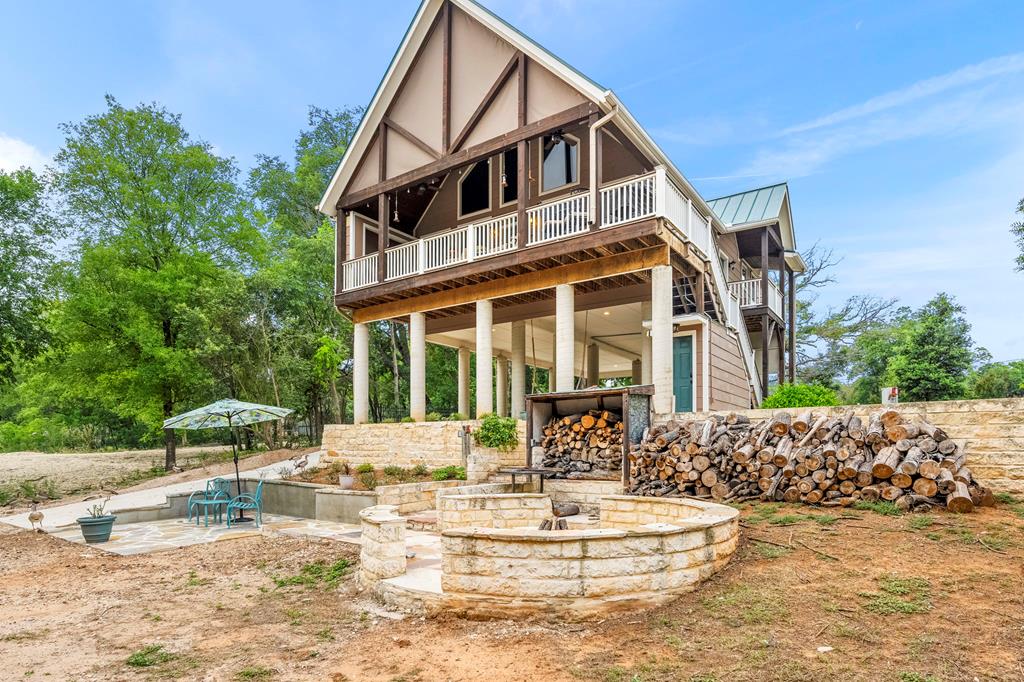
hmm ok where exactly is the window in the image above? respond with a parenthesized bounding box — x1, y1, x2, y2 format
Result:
(500, 148, 518, 205)
(540, 133, 578, 193)
(458, 160, 491, 218)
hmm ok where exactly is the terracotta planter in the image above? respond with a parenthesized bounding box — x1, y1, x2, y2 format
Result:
(76, 515, 116, 543)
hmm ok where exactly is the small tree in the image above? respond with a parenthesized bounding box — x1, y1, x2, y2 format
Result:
(1012, 196, 1024, 271)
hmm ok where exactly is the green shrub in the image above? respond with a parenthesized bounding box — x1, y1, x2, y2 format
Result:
(473, 413, 518, 451)
(431, 465, 467, 481)
(761, 383, 839, 408)
(424, 412, 442, 422)
(355, 463, 374, 474)
(358, 471, 377, 490)
(411, 463, 429, 477)
(382, 465, 405, 478)
(444, 412, 468, 421)
(400, 416, 416, 423)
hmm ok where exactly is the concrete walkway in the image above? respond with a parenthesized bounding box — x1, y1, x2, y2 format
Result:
(2, 452, 321, 531)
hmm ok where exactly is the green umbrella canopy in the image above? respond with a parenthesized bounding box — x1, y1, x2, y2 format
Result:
(163, 399, 293, 430)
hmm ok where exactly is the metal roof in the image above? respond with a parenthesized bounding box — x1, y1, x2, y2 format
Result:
(707, 183, 788, 226)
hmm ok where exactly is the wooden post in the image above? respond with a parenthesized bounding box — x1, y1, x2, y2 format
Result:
(778, 259, 785, 385)
(441, 0, 452, 154)
(760, 227, 769, 309)
(761, 316, 770, 399)
(776, 322, 785, 389)
(695, 272, 705, 314)
(335, 210, 347, 295)
(517, 52, 528, 248)
(788, 268, 796, 383)
(377, 194, 389, 283)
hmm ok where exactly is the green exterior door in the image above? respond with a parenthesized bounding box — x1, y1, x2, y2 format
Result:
(673, 335, 694, 412)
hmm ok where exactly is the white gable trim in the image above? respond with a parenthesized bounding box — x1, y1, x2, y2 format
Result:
(318, 0, 609, 217)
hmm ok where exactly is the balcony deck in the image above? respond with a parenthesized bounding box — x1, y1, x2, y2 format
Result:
(335, 170, 709, 316)
(728, 278, 784, 323)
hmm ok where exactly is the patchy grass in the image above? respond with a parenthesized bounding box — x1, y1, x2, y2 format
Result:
(768, 514, 803, 526)
(701, 583, 788, 625)
(808, 513, 838, 526)
(126, 644, 175, 668)
(898, 673, 939, 682)
(907, 515, 934, 530)
(852, 500, 902, 516)
(860, 575, 931, 615)
(235, 665, 275, 680)
(272, 558, 350, 590)
(752, 541, 791, 559)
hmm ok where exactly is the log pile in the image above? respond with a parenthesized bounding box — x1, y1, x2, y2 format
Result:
(534, 410, 624, 479)
(628, 409, 994, 513)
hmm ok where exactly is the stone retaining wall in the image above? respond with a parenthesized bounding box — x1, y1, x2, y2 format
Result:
(358, 505, 407, 586)
(661, 397, 1024, 493)
(436, 492, 551, 532)
(375, 480, 464, 514)
(321, 420, 527, 470)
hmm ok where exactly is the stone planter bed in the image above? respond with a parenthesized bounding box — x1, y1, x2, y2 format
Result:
(359, 493, 739, 621)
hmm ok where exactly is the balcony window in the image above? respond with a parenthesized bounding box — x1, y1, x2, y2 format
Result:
(500, 148, 518, 205)
(540, 133, 578, 194)
(458, 160, 491, 218)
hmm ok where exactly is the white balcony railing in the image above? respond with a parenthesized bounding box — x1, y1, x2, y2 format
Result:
(474, 213, 518, 257)
(599, 173, 656, 227)
(342, 253, 378, 291)
(729, 279, 784, 317)
(526, 193, 590, 245)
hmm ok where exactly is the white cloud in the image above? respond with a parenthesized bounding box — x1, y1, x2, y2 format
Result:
(0, 134, 48, 172)
(738, 84, 1024, 179)
(780, 52, 1024, 136)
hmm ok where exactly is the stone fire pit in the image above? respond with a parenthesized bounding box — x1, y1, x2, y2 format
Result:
(358, 492, 739, 621)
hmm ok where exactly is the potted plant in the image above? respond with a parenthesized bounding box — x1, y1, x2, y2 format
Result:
(76, 498, 116, 543)
(336, 461, 355, 490)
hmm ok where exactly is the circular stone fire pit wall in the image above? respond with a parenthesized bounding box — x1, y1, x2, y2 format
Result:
(360, 494, 739, 621)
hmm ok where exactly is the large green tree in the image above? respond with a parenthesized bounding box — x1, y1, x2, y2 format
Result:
(51, 96, 260, 468)
(847, 293, 981, 403)
(246, 106, 362, 436)
(0, 168, 62, 381)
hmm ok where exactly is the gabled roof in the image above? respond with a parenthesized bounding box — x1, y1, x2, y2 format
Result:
(315, 0, 723, 235)
(708, 183, 804, 272)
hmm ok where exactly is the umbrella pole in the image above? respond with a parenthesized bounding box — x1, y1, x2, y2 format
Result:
(231, 418, 248, 522)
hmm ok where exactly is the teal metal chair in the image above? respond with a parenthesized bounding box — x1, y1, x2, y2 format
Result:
(226, 480, 264, 528)
(187, 478, 231, 526)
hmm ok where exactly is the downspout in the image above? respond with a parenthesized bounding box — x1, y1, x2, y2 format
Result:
(589, 106, 618, 224)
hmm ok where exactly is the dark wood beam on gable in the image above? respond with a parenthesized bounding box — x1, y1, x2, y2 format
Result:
(450, 52, 521, 153)
(337, 102, 600, 211)
(382, 115, 440, 160)
(516, 52, 528, 248)
(441, 0, 452, 154)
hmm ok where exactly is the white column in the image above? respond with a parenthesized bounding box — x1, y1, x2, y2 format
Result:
(586, 342, 600, 387)
(457, 347, 471, 417)
(641, 300, 653, 385)
(495, 354, 508, 417)
(555, 284, 575, 392)
(510, 321, 526, 418)
(409, 312, 426, 421)
(475, 300, 493, 416)
(651, 265, 674, 414)
(353, 322, 369, 424)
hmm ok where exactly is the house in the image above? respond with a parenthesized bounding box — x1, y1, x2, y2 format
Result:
(319, 0, 804, 423)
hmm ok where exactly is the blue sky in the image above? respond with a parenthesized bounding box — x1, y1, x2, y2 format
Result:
(2, 0, 1022, 360)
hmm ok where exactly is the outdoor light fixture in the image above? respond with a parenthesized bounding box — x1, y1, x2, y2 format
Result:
(500, 172, 508, 188)
(392, 192, 399, 223)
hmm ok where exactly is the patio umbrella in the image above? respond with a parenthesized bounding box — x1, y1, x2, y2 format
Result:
(163, 399, 293, 521)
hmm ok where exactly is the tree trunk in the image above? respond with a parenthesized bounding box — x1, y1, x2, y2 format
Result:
(163, 426, 177, 470)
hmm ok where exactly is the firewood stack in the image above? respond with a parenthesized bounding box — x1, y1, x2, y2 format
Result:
(535, 410, 624, 479)
(628, 409, 995, 513)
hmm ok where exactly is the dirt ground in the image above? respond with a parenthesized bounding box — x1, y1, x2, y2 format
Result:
(0, 445, 232, 490)
(1, 502, 1022, 682)
(0, 447, 315, 516)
